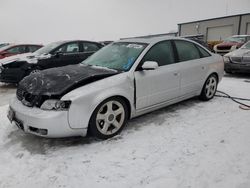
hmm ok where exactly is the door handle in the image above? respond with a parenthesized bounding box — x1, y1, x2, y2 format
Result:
(202, 66, 205, 70)
(173, 72, 179, 76)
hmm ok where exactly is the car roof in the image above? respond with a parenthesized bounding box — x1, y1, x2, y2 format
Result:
(231, 35, 250, 37)
(49, 40, 101, 45)
(118, 36, 192, 45)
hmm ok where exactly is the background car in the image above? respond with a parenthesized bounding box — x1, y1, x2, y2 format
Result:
(99, 41, 113, 46)
(0, 40, 103, 83)
(8, 36, 224, 139)
(223, 41, 250, 74)
(0, 44, 43, 59)
(214, 35, 250, 55)
(0, 43, 9, 48)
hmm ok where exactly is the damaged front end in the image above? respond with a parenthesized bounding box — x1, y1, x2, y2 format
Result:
(16, 64, 118, 109)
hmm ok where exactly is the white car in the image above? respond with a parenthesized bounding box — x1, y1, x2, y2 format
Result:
(8, 36, 224, 139)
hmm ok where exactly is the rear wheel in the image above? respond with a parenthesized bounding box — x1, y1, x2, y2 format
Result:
(199, 74, 218, 101)
(88, 97, 128, 139)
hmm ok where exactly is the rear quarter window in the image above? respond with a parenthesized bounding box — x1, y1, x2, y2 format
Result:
(28, 45, 41, 52)
(196, 45, 211, 58)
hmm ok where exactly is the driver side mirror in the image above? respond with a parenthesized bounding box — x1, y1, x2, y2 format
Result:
(141, 61, 158, 70)
(54, 51, 63, 58)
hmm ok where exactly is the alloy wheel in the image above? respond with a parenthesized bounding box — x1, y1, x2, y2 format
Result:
(96, 100, 125, 136)
(205, 76, 217, 98)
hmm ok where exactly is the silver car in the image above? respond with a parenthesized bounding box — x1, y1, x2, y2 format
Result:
(8, 36, 224, 139)
(224, 41, 250, 73)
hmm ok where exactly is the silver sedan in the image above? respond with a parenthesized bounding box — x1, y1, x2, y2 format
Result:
(8, 36, 224, 139)
(224, 41, 250, 74)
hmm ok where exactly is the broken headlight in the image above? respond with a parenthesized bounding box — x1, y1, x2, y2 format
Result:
(40, 100, 71, 111)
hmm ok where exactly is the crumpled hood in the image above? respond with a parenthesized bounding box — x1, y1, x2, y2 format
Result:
(19, 64, 118, 96)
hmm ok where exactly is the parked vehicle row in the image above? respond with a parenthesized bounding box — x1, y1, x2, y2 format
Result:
(7, 36, 224, 139)
(0, 40, 103, 83)
(213, 35, 250, 55)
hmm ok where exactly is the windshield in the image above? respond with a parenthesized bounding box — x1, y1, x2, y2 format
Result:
(35, 41, 64, 55)
(83, 42, 147, 71)
(223, 36, 246, 43)
(241, 41, 250, 49)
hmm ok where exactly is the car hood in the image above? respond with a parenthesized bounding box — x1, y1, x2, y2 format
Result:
(0, 52, 51, 66)
(225, 48, 250, 57)
(0, 53, 33, 65)
(19, 64, 118, 96)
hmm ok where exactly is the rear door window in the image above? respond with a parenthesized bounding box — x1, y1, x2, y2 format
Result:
(82, 42, 100, 52)
(142, 40, 175, 66)
(55, 42, 80, 53)
(174, 40, 200, 62)
(27, 45, 41, 52)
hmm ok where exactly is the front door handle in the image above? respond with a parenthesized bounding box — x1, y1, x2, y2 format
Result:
(174, 72, 179, 76)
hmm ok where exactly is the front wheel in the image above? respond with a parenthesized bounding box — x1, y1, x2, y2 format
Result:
(88, 97, 129, 139)
(199, 74, 218, 101)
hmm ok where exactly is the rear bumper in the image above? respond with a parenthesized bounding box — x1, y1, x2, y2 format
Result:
(225, 62, 250, 73)
(8, 97, 87, 138)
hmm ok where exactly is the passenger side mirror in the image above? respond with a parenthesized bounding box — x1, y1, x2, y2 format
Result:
(141, 61, 158, 70)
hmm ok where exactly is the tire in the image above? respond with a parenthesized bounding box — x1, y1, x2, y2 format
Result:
(88, 97, 129, 139)
(199, 74, 218, 101)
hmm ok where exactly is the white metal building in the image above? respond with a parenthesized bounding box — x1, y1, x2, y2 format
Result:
(178, 13, 250, 41)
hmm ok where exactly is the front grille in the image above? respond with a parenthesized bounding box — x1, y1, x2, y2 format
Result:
(242, 56, 250, 63)
(231, 57, 242, 63)
(16, 88, 24, 101)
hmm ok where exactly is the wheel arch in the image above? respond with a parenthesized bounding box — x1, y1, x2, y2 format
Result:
(209, 72, 219, 82)
(91, 95, 132, 120)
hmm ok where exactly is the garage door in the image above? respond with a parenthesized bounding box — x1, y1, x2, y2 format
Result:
(246, 23, 250, 35)
(207, 25, 233, 41)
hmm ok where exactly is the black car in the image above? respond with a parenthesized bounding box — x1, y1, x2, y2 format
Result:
(0, 40, 103, 83)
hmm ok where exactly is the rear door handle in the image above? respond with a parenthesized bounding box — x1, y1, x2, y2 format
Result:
(174, 72, 179, 76)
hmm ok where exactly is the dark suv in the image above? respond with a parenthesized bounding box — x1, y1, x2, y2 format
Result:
(0, 40, 103, 83)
